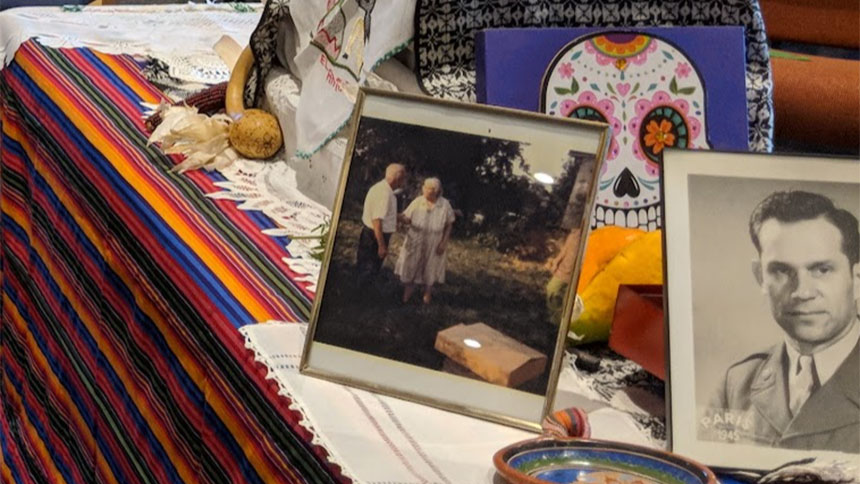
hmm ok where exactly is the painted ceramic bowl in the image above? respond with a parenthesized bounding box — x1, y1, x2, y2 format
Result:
(494, 438, 718, 484)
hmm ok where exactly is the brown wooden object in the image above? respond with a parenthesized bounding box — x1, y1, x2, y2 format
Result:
(435, 323, 547, 388)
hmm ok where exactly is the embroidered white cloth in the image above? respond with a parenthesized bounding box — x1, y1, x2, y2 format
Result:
(206, 159, 332, 292)
(240, 322, 659, 484)
(262, 67, 350, 209)
(0, 3, 261, 66)
(260, 65, 404, 209)
(271, 0, 415, 157)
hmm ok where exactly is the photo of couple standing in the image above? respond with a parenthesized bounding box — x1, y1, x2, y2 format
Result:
(356, 163, 455, 305)
(313, 115, 596, 395)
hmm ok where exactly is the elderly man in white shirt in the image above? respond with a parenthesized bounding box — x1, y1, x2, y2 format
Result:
(357, 163, 406, 283)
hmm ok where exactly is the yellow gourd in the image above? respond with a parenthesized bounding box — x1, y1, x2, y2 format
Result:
(225, 46, 283, 159)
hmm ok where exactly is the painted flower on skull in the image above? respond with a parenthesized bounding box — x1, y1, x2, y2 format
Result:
(628, 90, 703, 177)
(644, 119, 675, 154)
(674, 62, 692, 79)
(542, 32, 709, 230)
(559, 62, 574, 79)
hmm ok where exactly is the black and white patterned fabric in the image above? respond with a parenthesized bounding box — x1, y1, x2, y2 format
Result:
(245, 0, 291, 108)
(141, 58, 206, 101)
(571, 346, 667, 443)
(414, 0, 773, 153)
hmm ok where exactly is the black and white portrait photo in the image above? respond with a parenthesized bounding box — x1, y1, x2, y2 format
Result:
(302, 89, 608, 429)
(663, 151, 860, 470)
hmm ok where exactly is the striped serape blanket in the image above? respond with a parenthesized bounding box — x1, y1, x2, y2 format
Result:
(0, 40, 344, 483)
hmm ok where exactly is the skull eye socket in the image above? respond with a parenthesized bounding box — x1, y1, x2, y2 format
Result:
(637, 106, 690, 163)
(565, 105, 608, 124)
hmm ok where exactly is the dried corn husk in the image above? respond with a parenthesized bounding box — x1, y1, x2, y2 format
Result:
(147, 104, 239, 173)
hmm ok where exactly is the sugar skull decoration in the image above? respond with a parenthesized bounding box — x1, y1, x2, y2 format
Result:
(542, 32, 710, 230)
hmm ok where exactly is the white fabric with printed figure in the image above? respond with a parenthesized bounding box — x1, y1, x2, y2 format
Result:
(248, 0, 416, 158)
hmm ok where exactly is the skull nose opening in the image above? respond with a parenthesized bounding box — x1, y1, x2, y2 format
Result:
(613, 168, 641, 197)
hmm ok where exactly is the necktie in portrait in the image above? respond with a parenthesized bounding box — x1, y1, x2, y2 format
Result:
(789, 355, 819, 416)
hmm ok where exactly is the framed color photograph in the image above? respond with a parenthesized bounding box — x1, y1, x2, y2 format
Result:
(301, 88, 610, 430)
(662, 149, 860, 470)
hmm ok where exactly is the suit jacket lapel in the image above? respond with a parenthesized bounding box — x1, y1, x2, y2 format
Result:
(749, 344, 792, 435)
(784, 341, 860, 439)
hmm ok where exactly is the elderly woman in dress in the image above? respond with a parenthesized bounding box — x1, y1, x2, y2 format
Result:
(395, 177, 456, 304)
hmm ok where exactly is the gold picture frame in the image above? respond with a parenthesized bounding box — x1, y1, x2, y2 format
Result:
(301, 88, 610, 431)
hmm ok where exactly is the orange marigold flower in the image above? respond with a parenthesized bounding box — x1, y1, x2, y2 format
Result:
(643, 119, 675, 154)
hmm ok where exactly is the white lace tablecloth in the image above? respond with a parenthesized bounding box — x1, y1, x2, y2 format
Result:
(240, 322, 662, 484)
(0, 3, 261, 67)
(206, 159, 333, 292)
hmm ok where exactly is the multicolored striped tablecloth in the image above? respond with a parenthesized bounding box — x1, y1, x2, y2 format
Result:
(0, 40, 345, 483)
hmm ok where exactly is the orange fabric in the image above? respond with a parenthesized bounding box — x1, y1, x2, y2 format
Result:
(576, 226, 645, 293)
(771, 54, 860, 151)
(759, 0, 859, 48)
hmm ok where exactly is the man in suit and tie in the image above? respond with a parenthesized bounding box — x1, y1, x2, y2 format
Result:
(703, 190, 859, 453)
